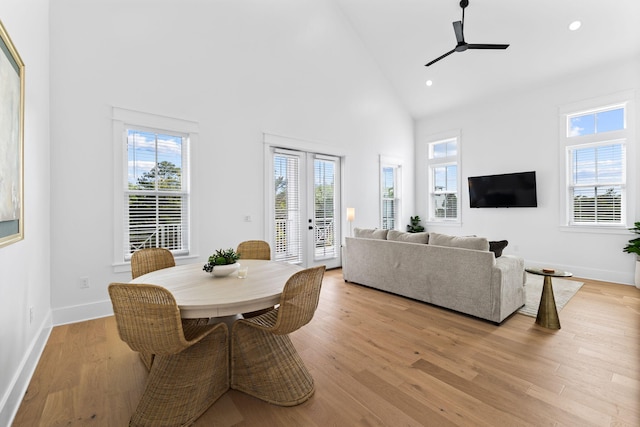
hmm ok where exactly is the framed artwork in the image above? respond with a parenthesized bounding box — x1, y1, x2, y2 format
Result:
(0, 20, 24, 248)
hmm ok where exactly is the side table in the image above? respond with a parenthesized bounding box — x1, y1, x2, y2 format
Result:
(525, 267, 573, 330)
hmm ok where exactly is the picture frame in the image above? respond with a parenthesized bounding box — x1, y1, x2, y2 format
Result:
(0, 20, 25, 248)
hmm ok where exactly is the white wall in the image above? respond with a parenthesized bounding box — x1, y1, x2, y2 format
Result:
(416, 57, 640, 285)
(0, 0, 51, 424)
(49, 0, 414, 322)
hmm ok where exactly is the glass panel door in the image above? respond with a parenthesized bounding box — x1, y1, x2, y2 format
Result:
(273, 150, 302, 264)
(310, 154, 340, 267)
(271, 149, 341, 268)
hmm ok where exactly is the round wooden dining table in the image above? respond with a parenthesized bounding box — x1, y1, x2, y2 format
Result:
(129, 259, 302, 319)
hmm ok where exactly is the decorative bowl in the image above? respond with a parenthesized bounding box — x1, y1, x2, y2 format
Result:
(210, 262, 240, 277)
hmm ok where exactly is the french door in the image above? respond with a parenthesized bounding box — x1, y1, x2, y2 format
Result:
(270, 148, 342, 269)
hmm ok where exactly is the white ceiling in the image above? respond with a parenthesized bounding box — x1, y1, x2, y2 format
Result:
(333, 0, 640, 119)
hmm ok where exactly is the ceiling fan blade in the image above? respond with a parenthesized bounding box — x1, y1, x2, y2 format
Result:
(467, 43, 510, 50)
(425, 48, 456, 67)
(453, 21, 464, 44)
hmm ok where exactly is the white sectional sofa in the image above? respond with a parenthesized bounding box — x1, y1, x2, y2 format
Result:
(343, 229, 526, 324)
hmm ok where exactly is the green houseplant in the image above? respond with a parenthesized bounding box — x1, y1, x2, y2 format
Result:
(203, 248, 241, 274)
(406, 216, 425, 233)
(623, 222, 640, 288)
(623, 222, 640, 257)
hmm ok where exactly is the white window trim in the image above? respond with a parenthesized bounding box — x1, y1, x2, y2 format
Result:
(422, 130, 462, 226)
(112, 107, 200, 272)
(380, 155, 402, 230)
(557, 90, 636, 232)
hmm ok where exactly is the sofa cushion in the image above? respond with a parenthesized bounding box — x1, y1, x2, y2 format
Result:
(387, 230, 429, 244)
(429, 232, 490, 251)
(489, 240, 509, 258)
(354, 228, 388, 240)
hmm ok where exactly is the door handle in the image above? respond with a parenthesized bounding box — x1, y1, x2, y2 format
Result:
(308, 226, 314, 230)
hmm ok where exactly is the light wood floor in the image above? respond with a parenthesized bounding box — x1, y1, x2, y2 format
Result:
(13, 269, 640, 426)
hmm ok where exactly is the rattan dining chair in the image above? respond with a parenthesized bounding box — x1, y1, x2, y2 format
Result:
(109, 283, 229, 427)
(236, 240, 271, 260)
(237, 240, 273, 318)
(230, 265, 326, 406)
(131, 247, 176, 279)
(130, 247, 209, 370)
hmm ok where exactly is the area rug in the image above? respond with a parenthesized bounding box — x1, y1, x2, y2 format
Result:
(517, 273, 584, 317)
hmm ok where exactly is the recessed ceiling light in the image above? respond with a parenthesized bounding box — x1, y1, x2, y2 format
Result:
(426, 80, 433, 87)
(569, 20, 582, 31)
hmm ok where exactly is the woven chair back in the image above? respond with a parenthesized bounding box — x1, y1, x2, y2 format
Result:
(131, 248, 175, 279)
(108, 283, 191, 356)
(237, 240, 271, 260)
(270, 265, 326, 335)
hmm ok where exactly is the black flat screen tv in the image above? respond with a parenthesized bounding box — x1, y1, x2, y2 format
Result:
(468, 171, 537, 208)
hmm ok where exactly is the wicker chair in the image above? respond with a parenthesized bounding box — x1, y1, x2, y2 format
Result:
(109, 283, 229, 427)
(236, 240, 271, 260)
(230, 265, 326, 406)
(131, 248, 176, 279)
(130, 247, 208, 370)
(237, 240, 273, 318)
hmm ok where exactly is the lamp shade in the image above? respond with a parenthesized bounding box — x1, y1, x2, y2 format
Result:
(346, 208, 355, 222)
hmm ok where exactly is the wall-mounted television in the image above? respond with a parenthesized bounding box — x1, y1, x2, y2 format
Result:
(468, 171, 537, 208)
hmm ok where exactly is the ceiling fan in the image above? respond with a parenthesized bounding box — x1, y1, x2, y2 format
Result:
(425, 0, 509, 67)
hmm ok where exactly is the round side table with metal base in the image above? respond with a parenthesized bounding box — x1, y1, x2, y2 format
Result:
(525, 267, 573, 330)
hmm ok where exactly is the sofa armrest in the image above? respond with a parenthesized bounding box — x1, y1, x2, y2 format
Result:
(492, 254, 526, 321)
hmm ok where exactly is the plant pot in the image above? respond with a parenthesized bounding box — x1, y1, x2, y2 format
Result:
(210, 262, 240, 277)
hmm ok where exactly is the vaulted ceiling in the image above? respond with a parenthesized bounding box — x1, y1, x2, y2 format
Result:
(334, 0, 640, 118)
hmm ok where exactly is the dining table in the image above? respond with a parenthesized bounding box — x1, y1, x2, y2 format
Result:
(129, 259, 302, 319)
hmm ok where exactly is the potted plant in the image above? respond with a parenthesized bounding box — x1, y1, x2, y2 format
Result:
(623, 221, 640, 288)
(406, 216, 425, 233)
(203, 248, 241, 277)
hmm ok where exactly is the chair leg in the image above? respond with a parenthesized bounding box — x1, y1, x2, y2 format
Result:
(130, 324, 229, 427)
(231, 321, 314, 406)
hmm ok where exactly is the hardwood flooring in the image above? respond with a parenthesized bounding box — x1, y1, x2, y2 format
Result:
(12, 269, 640, 426)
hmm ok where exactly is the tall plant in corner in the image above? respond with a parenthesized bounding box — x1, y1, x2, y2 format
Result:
(623, 221, 640, 288)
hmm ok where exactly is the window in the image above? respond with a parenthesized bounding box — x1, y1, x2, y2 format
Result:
(427, 137, 460, 222)
(113, 108, 197, 267)
(126, 129, 189, 257)
(562, 100, 632, 227)
(380, 156, 401, 230)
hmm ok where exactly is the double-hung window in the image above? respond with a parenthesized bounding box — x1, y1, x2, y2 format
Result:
(126, 129, 189, 257)
(427, 136, 460, 222)
(561, 96, 634, 228)
(113, 108, 197, 266)
(380, 156, 401, 230)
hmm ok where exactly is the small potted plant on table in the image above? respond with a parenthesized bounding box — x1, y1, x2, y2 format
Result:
(203, 248, 241, 277)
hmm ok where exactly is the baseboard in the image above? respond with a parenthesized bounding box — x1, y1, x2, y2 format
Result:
(52, 299, 114, 326)
(525, 259, 634, 286)
(0, 312, 52, 427)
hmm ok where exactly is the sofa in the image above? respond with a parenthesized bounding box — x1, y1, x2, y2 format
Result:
(343, 229, 526, 324)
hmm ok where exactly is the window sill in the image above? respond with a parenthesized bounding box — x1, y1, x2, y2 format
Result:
(112, 254, 200, 274)
(559, 225, 631, 235)
(425, 220, 461, 228)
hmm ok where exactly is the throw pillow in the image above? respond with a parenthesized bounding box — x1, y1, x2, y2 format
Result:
(387, 230, 429, 244)
(428, 232, 490, 251)
(489, 240, 509, 258)
(354, 228, 388, 240)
